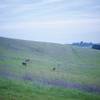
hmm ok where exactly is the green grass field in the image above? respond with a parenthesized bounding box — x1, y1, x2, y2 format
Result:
(0, 37, 100, 100)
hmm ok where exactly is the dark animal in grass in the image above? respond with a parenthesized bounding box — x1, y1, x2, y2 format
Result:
(25, 59, 30, 62)
(53, 67, 56, 71)
(22, 62, 27, 66)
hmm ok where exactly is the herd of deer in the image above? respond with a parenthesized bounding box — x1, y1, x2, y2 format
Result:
(22, 59, 56, 71)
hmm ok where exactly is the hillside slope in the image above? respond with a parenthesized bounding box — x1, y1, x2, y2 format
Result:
(0, 37, 100, 99)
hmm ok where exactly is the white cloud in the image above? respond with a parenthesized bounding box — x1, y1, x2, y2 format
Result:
(0, 19, 100, 33)
(0, 0, 100, 43)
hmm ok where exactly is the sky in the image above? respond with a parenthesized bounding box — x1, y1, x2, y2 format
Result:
(0, 0, 100, 43)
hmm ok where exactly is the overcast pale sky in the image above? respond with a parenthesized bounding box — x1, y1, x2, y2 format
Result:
(0, 0, 100, 43)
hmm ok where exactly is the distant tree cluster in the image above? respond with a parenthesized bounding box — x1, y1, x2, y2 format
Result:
(72, 41, 93, 48)
(92, 44, 100, 50)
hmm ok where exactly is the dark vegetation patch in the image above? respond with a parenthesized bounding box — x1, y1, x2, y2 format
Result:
(92, 44, 100, 50)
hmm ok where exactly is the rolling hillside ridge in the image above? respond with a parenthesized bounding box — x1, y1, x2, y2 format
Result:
(0, 37, 100, 100)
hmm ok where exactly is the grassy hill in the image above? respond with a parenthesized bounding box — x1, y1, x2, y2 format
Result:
(0, 37, 100, 100)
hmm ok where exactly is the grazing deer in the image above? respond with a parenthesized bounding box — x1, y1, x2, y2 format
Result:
(25, 59, 30, 62)
(22, 62, 27, 66)
(53, 67, 56, 71)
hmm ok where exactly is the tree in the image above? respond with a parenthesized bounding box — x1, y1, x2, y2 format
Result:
(92, 44, 100, 50)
